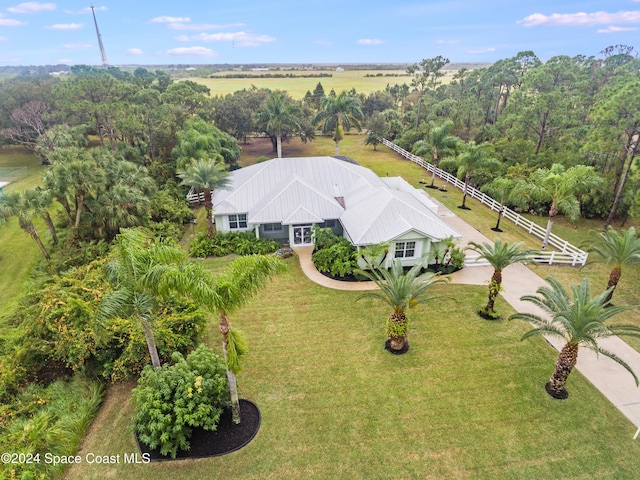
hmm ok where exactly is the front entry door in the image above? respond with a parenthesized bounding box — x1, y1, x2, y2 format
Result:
(292, 225, 313, 246)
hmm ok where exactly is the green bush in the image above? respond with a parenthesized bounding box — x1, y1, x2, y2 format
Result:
(188, 231, 279, 258)
(311, 226, 358, 278)
(133, 345, 231, 458)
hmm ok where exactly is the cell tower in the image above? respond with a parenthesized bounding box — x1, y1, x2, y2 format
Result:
(90, 5, 108, 67)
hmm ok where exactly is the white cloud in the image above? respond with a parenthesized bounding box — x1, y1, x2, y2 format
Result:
(518, 10, 640, 27)
(7, 2, 55, 14)
(468, 47, 496, 54)
(64, 6, 107, 14)
(597, 25, 639, 33)
(166, 46, 217, 57)
(193, 32, 275, 46)
(151, 16, 190, 23)
(436, 39, 460, 45)
(64, 42, 91, 49)
(357, 38, 385, 45)
(0, 14, 26, 26)
(46, 23, 83, 30)
(126, 48, 143, 55)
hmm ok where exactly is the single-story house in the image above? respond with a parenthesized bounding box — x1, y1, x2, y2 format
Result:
(212, 156, 461, 267)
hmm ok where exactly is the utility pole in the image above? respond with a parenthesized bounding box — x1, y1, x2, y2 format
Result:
(90, 4, 108, 67)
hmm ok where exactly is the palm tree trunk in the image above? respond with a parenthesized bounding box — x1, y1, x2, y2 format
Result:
(485, 269, 502, 313)
(429, 151, 439, 188)
(140, 318, 161, 369)
(605, 266, 622, 304)
(42, 211, 58, 245)
(492, 202, 505, 232)
(204, 190, 214, 237)
(219, 310, 241, 424)
(334, 140, 340, 156)
(21, 219, 51, 261)
(541, 210, 556, 250)
(74, 192, 85, 229)
(387, 312, 408, 351)
(276, 132, 282, 158)
(605, 139, 637, 228)
(460, 174, 471, 209)
(547, 343, 578, 399)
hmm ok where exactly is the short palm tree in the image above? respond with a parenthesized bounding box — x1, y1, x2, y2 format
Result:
(178, 159, 230, 237)
(412, 120, 460, 189)
(466, 239, 535, 318)
(313, 91, 364, 155)
(255, 91, 301, 159)
(456, 142, 501, 209)
(0, 190, 51, 260)
(99, 229, 215, 369)
(480, 177, 521, 232)
(510, 276, 640, 399)
(204, 255, 286, 424)
(587, 226, 640, 303)
(357, 259, 447, 352)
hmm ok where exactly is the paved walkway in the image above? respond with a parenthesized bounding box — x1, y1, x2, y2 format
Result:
(293, 198, 640, 435)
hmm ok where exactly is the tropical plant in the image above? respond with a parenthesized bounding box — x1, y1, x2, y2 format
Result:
(99, 229, 214, 369)
(510, 276, 640, 399)
(254, 91, 301, 158)
(0, 190, 51, 260)
(480, 177, 521, 232)
(178, 159, 230, 237)
(587, 226, 640, 303)
(203, 255, 286, 423)
(456, 142, 501, 209)
(466, 239, 535, 319)
(133, 345, 230, 458)
(412, 120, 460, 188)
(357, 259, 447, 352)
(512, 163, 603, 249)
(313, 91, 364, 155)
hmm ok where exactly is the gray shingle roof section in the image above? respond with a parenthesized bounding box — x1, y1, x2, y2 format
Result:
(213, 157, 460, 245)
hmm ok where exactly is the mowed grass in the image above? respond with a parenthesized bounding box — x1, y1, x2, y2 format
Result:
(189, 69, 453, 99)
(0, 147, 46, 317)
(66, 257, 640, 479)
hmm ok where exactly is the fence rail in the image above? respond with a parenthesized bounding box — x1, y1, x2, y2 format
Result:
(379, 137, 588, 266)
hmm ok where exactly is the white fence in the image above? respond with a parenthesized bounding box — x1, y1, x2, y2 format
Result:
(379, 137, 588, 266)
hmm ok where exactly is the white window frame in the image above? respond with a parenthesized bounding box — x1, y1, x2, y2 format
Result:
(263, 223, 283, 232)
(229, 214, 247, 230)
(394, 241, 416, 258)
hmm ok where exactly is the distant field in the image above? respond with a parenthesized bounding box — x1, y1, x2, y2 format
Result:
(188, 69, 455, 98)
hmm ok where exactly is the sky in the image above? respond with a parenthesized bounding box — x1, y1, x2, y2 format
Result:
(1, 1, 639, 66)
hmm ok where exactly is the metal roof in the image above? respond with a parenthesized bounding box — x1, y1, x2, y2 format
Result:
(213, 157, 460, 245)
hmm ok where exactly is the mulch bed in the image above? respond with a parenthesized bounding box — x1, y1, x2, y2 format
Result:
(136, 399, 261, 461)
(385, 339, 410, 355)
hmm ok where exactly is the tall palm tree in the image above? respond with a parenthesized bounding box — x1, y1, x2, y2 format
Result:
(178, 159, 230, 237)
(26, 187, 58, 245)
(99, 229, 215, 369)
(456, 142, 501, 209)
(510, 276, 640, 399)
(587, 226, 640, 303)
(255, 91, 301, 159)
(412, 120, 460, 188)
(357, 259, 447, 352)
(466, 239, 534, 318)
(313, 91, 364, 155)
(204, 255, 286, 424)
(0, 190, 51, 260)
(512, 164, 603, 249)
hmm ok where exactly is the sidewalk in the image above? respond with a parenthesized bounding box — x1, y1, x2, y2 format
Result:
(294, 197, 640, 433)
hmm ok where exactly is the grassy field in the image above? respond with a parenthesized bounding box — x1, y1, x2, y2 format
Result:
(188, 69, 455, 99)
(65, 255, 640, 480)
(0, 146, 46, 317)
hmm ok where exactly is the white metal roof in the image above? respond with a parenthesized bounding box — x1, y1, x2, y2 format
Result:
(213, 157, 460, 245)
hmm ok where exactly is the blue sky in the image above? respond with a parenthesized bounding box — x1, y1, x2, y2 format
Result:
(1, 1, 639, 66)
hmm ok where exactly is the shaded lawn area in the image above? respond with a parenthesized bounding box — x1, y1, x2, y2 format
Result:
(66, 257, 640, 480)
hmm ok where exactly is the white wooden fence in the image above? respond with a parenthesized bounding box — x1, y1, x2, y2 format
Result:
(379, 137, 588, 266)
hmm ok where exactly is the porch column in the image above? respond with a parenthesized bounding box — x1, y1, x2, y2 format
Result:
(254, 224, 260, 239)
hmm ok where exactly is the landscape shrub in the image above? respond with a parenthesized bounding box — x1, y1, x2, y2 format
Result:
(133, 345, 231, 459)
(311, 226, 358, 278)
(189, 231, 279, 258)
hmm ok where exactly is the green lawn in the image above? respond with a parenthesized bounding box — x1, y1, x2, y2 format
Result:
(66, 257, 640, 479)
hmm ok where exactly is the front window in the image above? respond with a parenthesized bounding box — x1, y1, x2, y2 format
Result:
(263, 223, 283, 232)
(394, 241, 416, 258)
(229, 214, 247, 230)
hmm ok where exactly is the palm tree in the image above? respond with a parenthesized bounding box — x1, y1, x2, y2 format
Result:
(412, 120, 460, 189)
(466, 239, 534, 318)
(357, 259, 447, 352)
(480, 177, 521, 232)
(255, 91, 301, 158)
(587, 227, 640, 303)
(0, 190, 51, 260)
(512, 164, 603, 249)
(313, 91, 364, 155)
(26, 187, 58, 245)
(510, 276, 640, 399)
(178, 159, 230, 237)
(99, 229, 215, 369)
(204, 255, 286, 424)
(456, 142, 501, 210)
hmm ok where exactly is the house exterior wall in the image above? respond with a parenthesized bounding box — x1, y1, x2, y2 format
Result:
(214, 214, 252, 233)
